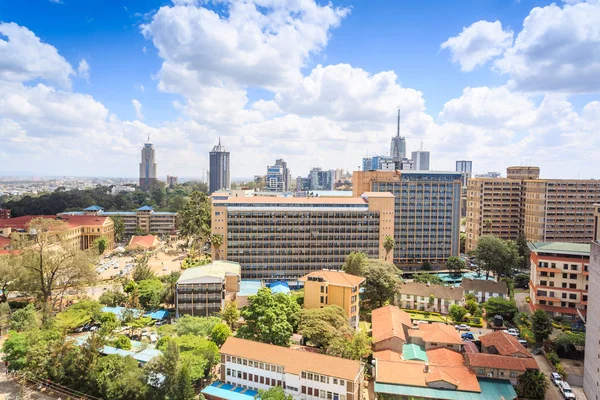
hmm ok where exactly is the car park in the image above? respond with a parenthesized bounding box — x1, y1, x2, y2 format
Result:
(455, 324, 470, 331)
(551, 372, 563, 386)
(461, 332, 475, 340)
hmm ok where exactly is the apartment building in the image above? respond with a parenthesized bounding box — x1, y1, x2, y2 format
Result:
(217, 337, 364, 400)
(461, 278, 508, 303)
(398, 282, 464, 314)
(353, 170, 461, 270)
(211, 192, 394, 283)
(466, 166, 600, 251)
(59, 205, 178, 237)
(175, 261, 241, 317)
(299, 270, 365, 329)
(584, 204, 600, 400)
(528, 242, 589, 321)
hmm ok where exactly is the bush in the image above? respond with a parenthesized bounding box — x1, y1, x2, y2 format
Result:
(546, 351, 560, 366)
(555, 363, 567, 379)
(112, 335, 132, 350)
(553, 316, 563, 322)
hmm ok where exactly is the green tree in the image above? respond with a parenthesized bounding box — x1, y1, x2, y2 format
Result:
(515, 231, 530, 271)
(172, 362, 196, 400)
(363, 260, 401, 309)
(210, 323, 232, 347)
(0, 302, 11, 336)
(211, 234, 224, 260)
(221, 300, 240, 329)
(483, 297, 517, 319)
(111, 216, 125, 243)
(137, 279, 164, 310)
(448, 304, 468, 322)
(465, 293, 477, 302)
(132, 253, 155, 282)
(93, 237, 108, 255)
(112, 335, 132, 350)
(55, 300, 103, 331)
(326, 330, 372, 361)
(151, 185, 167, 208)
(554, 332, 586, 354)
(460, 232, 466, 254)
(2, 331, 29, 371)
(383, 235, 395, 262)
(412, 273, 443, 285)
(475, 235, 521, 279)
(129, 316, 153, 337)
(298, 306, 353, 349)
(514, 312, 530, 327)
(160, 271, 181, 306)
(180, 191, 211, 245)
(445, 256, 466, 274)
(99, 312, 120, 334)
(421, 260, 432, 271)
(342, 251, 368, 277)
(99, 286, 128, 307)
(531, 309, 553, 344)
(9, 304, 40, 332)
(514, 274, 530, 289)
(518, 370, 549, 400)
(0, 252, 22, 302)
(428, 294, 435, 311)
(465, 299, 478, 315)
(237, 288, 293, 346)
(90, 354, 148, 400)
(258, 386, 293, 400)
(176, 315, 221, 337)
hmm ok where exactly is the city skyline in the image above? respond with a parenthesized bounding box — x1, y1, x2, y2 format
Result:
(1, 1, 599, 179)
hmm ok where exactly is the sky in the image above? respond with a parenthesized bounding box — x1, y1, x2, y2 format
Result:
(1, 0, 599, 180)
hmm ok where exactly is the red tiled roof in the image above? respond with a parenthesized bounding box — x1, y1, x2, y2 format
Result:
(371, 305, 412, 344)
(463, 341, 479, 354)
(128, 235, 159, 249)
(465, 353, 536, 371)
(0, 237, 11, 249)
(299, 270, 365, 288)
(480, 331, 530, 357)
(0, 215, 54, 230)
(373, 350, 403, 362)
(408, 323, 463, 345)
(426, 348, 464, 367)
(56, 215, 111, 227)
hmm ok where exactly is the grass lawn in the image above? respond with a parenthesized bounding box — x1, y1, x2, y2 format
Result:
(406, 312, 450, 324)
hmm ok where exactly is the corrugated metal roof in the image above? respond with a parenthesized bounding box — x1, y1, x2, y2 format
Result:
(201, 381, 258, 400)
(402, 343, 428, 362)
(528, 242, 590, 256)
(178, 261, 241, 284)
(374, 379, 516, 400)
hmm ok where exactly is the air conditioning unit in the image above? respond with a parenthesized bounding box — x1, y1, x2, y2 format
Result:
(487, 373, 493, 378)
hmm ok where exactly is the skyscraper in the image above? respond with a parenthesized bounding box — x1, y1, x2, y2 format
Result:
(209, 138, 230, 194)
(276, 158, 291, 191)
(266, 163, 284, 192)
(455, 160, 473, 187)
(139, 139, 157, 191)
(411, 150, 430, 171)
(390, 109, 406, 162)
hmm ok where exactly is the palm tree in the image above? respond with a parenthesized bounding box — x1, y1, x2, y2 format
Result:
(211, 234, 224, 260)
(518, 370, 549, 400)
(383, 235, 395, 261)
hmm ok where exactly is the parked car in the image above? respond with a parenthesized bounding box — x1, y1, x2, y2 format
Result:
(461, 332, 475, 340)
(455, 324, 470, 331)
(559, 381, 576, 399)
(503, 329, 519, 337)
(551, 372, 563, 386)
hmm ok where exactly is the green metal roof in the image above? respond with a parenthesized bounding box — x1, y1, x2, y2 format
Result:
(402, 343, 428, 362)
(375, 379, 516, 400)
(178, 261, 241, 283)
(528, 242, 590, 256)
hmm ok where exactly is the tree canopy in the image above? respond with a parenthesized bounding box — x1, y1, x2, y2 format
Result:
(475, 235, 521, 279)
(362, 260, 401, 309)
(342, 251, 368, 277)
(531, 309, 553, 343)
(448, 304, 468, 323)
(412, 273, 443, 285)
(483, 297, 517, 319)
(518, 370, 548, 400)
(445, 256, 467, 274)
(299, 306, 353, 349)
(179, 191, 211, 243)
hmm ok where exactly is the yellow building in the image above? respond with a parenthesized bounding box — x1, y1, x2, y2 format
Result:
(299, 270, 365, 329)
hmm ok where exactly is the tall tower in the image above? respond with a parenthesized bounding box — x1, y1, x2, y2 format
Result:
(209, 138, 230, 194)
(139, 137, 157, 191)
(390, 109, 406, 162)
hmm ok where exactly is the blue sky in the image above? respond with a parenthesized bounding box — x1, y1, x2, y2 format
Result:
(0, 0, 599, 179)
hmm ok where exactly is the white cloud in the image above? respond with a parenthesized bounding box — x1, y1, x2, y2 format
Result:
(77, 59, 90, 82)
(0, 22, 75, 88)
(135, 84, 145, 92)
(132, 99, 144, 120)
(441, 21, 513, 72)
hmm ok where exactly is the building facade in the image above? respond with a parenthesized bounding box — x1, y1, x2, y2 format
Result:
(210, 139, 231, 194)
(353, 170, 461, 270)
(0, 209, 10, 219)
(299, 270, 365, 329)
(175, 261, 241, 317)
(211, 192, 395, 283)
(139, 141, 157, 191)
(529, 242, 589, 321)
(166, 175, 178, 187)
(461, 278, 508, 303)
(266, 159, 291, 192)
(584, 204, 600, 400)
(398, 282, 464, 314)
(410, 150, 430, 171)
(455, 160, 472, 187)
(217, 337, 364, 400)
(308, 168, 335, 191)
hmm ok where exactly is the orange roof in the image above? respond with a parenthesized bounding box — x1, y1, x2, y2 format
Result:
(299, 270, 365, 288)
(480, 331, 530, 357)
(376, 360, 480, 392)
(214, 196, 367, 205)
(56, 215, 111, 227)
(373, 350, 403, 362)
(0, 250, 21, 256)
(128, 235, 159, 249)
(0, 215, 54, 230)
(426, 348, 464, 367)
(0, 237, 10, 249)
(408, 323, 463, 345)
(371, 305, 412, 344)
(466, 353, 538, 371)
(220, 337, 363, 381)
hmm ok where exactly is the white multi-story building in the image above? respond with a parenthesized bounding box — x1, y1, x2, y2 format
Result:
(461, 278, 508, 303)
(584, 204, 600, 400)
(398, 282, 464, 314)
(215, 337, 364, 400)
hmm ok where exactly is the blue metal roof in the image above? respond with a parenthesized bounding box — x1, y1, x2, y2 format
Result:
(84, 205, 104, 211)
(144, 310, 169, 320)
(137, 206, 154, 211)
(201, 382, 258, 400)
(70, 337, 162, 364)
(269, 281, 290, 295)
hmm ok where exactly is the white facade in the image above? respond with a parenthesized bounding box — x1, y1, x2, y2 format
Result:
(584, 241, 600, 400)
(464, 289, 506, 303)
(399, 293, 463, 314)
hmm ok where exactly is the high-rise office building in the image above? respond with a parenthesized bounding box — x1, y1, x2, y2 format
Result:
(455, 160, 473, 187)
(209, 139, 230, 194)
(353, 170, 462, 270)
(362, 156, 395, 171)
(266, 159, 291, 192)
(308, 167, 335, 190)
(139, 139, 157, 191)
(390, 109, 406, 162)
(211, 193, 395, 282)
(584, 204, 600, 400)
(411, 150, 430, 171)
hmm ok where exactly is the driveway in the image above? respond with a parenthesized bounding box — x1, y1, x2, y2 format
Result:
(533, 354, 563, 400)
(515, 293, 532, 315)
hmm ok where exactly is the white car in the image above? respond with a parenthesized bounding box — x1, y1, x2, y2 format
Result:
(503, 329, 519, 337)
(559, 381, 576, 399)
(455, 324, 471, 331)
(551, 372, 563, 386)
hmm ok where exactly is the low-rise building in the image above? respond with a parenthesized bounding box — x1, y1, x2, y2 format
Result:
(299, 270, 365, 329)
(462, 278, 508, 303)
(407, 323, 463, 352)
(371, 305, 413, 355)
(480, 331, 532, 358)
(126, 235, 160, 251)
(465, 353, 539, 385)
(528, 241, 589, 321)
(175, 261, 241, 317)
(216, 337, 364, 400)
(0, 209, 10, 219)
(398, 282, 464, 314)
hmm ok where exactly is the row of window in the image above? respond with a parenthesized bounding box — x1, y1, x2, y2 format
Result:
(300, 371, 346, 387)
(226, 370, 282, 387)
(226, 356, 283, 373)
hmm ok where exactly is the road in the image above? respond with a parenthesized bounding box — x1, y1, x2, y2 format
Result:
(533, 354, 563, 400)
(515, 292, 531, 315)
